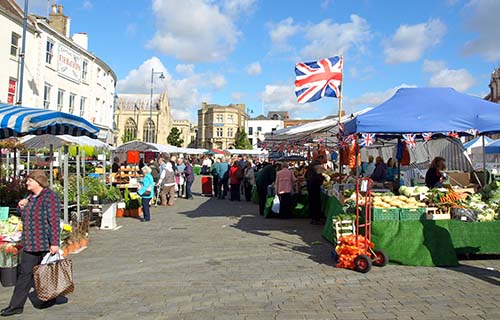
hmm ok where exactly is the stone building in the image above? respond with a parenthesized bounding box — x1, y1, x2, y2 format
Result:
(0, 1, 116, 143)
(197, 102, 248, 149)
(172, 119, 195, 148)
(114, 92, 173, 146)
(485, 66, 500, 103)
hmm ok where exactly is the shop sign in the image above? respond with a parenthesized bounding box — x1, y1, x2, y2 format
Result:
(58, 44, 82, 83)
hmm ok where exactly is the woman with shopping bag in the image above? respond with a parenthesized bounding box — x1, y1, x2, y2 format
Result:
(1, 170, 62, 316)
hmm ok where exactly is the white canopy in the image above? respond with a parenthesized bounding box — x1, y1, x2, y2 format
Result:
(20, 134, 113, 150)
(114, 140, 207, 155)
(224, 148, 268, 156)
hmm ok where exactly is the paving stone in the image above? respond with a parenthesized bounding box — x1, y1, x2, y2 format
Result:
(0, 176, 498, 319)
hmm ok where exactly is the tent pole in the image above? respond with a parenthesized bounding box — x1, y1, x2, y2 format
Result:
(76, 146, 80, 221)
(63, 145, 69, 224)
(82, 149, 86, 194)
(13, 148, 17, 179)
(6, 151, 9, 181)
(49, 144, 54, 188)
(27, 150, 30, 175)
(397, 138, 401, 188)
(482, 135, 487, 185)
(338, 55, 344, 178)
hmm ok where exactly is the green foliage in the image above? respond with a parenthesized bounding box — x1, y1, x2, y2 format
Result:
(121, 131, 136, 143)
(69, 146, 96, 158)
(167, 127, 184, 147)
(234, 127, 253, 150)
(52, 176, 122, 206)
(124, 186, 141, 209)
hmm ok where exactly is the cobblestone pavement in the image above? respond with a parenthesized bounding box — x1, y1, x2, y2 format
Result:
(1, 177, 499, 319)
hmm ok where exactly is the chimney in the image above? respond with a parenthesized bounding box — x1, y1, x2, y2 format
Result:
(72, 32, 88, 50)
(48, 3, 71, 37)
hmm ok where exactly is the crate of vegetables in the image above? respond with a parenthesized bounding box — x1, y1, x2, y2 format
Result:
(400, 208, 426, 220)
(373, 208, 400, 221)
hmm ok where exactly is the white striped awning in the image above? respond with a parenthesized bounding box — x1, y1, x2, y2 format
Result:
(0, 103, 99, 139)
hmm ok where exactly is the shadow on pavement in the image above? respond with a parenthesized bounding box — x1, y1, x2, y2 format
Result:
(445, 264, 500, 286)
(177, 195, 337, 268)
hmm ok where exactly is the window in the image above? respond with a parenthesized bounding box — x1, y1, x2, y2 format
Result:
(227, 128, 234, 137)
(82, 60, 88, 81)
(227, 114, 234, 123)
(216, 114, 223, 123)
(216, 128, 223, 137)
(43, 83, 51, 109)
(45, 39, 54, 64)
(79, 97, 86, 117)
(143, 119, 156, 143)
(57, 89, 65, 111)
(10, 33, 20, 57)
(124, 118, 137, 142)
(248, 127, 253, 135)
(257, 127, 262, 132)
(69, 93, 76, 114)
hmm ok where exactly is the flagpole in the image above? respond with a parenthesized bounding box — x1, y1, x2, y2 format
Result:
(338, 55, 344, 177)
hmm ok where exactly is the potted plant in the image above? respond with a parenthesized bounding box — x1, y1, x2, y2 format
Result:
(60, 223, 72, 256)
(0, 243, 19, 287)
(124, 187, 142, 218)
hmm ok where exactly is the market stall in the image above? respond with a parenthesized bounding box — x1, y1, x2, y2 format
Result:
(321, 87, 500, 266)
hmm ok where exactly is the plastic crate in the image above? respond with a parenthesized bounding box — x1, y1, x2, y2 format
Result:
(373, 208, 400, 221)
(400, 208, 426, 221)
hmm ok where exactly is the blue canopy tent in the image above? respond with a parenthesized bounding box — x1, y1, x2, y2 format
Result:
(463, 136, 494, 151)
(343, 87, 500, 186)
(485, 140, 500, 154)
(1, 103, 100, 223)
(344, 87, 500, 135)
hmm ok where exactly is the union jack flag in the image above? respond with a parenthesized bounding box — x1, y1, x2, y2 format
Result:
(295, 56, 343, 104)
(339, 139, 348, 149)
(360, 133, 375, 147)
(447, 131, 459, 139)
(422, 132, 433, 142)
(402, 133, 417, 149)
(338, 122, 345, 137)
(465, 128, 478, 136)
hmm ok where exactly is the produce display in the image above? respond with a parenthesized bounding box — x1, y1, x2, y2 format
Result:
(336, 234, 374, 270)
(0, 215, 22, 242)
(372, 195, 426, 209)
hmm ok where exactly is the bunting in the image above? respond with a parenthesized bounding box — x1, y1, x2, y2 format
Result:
(360, 133, 375, 147)
(402, 133, 417, 149)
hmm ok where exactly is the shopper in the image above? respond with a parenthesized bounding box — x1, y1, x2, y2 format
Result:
(211, 158, 222, 198)
(184, 159, 194, 200)
(243, 161, 255, 201)
(275, 162, 296, 218)
(138, 166, 155, 222)
(217, 158, 230, 199)
(306, 161, 325, 225)
(425, 157, 446, 188)
(255, 162, 276, 216)
(1, 170, 60, 316)
(112, 157, 120, 173)
(229, 161, 243, 201)
(371, 156, 387, 183)
(176, 158, 186, 197)
(158, 162, 176, 206)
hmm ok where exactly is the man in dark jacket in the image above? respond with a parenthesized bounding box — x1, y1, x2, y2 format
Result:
(184, 159, 195, 200)
(255, 162, 276, 216)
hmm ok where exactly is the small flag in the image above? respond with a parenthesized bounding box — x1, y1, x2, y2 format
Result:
(402, 133, 417, 149)
(360, 133, 375, 147)
(465, 128, 478, 137)
(447, 131, 459, 138)
(422, 132, 433, 142)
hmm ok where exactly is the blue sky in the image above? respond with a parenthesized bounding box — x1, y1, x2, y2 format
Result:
(24, 0, 500, 122)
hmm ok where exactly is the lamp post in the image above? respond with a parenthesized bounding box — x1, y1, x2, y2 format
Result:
(17, 0, 29, 105)
(149, 68, 165, 143)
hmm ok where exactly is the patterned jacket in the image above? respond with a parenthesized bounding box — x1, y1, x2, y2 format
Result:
(20, 188, 61, 252)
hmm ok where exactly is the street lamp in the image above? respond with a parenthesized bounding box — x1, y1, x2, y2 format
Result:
(149, 68, 165, 143)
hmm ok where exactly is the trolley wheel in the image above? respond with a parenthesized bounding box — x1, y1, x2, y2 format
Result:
(372, 249, 388, 267)
(354, 254, 372, 273)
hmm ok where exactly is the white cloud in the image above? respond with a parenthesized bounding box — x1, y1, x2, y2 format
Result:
(221, 0, 257, 17)
(348, 84, 417, 110)
(384, 19, 447, 64)
(321, 0, 334, 9)
(268, 17, 300, 47)
(231, 92, 244, 101)
(246, 61, 262, 76)
(261, 84, 312, 116)
(463, 0, 500, 61)
(147, 0, 243, 62)
(268, 15, 371, 60)
(82, 0, 93, 10)
(423, 59, 475, 92)
(117, 57, 227, 121)
(301, 15, 371, 60)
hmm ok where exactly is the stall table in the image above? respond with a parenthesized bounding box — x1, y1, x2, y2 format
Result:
(321, 195, 500, 266)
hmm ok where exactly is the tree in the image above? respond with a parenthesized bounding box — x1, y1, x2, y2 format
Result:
(234, 128, 253, 149)
(167, 127, 184, 147)
(121, 131, 136, 144)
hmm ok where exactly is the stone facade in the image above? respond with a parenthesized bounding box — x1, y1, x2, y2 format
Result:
(197, 102, 248, 149)
(172, 120, 195, 148)
(114, 92, 173, 146)
(485, 66, 500, 103)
